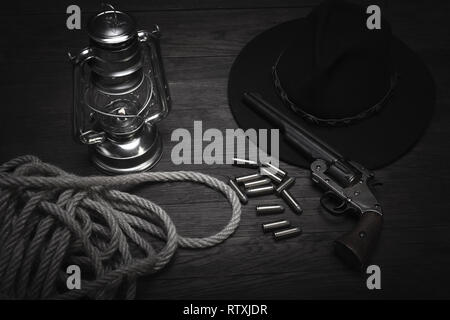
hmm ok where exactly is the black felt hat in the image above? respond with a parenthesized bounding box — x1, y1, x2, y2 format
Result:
(228, 0, 435, 169)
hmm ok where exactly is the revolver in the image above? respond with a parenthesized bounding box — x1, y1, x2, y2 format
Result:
(243, 92, 383, 270)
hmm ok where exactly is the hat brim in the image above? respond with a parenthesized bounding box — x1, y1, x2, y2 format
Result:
(228, 18, 435, 169)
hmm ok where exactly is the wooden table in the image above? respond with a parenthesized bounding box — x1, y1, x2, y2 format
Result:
(1, 0, 449, 299)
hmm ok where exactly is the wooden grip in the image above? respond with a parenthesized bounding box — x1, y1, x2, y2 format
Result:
(334, 211, 383, 270)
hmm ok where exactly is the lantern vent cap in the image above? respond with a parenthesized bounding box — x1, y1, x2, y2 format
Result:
(87, 8, 137, 45)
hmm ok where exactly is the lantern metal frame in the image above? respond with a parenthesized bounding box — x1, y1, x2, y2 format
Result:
(69, 8, 171, 174)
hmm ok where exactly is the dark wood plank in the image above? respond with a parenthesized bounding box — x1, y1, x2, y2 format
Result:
(0, 0, 449, 299)
(2, 0, 319, 15)
(1, 0, 390, 15)
(136, 228, 450, 299)
(2, 8, 311, 64)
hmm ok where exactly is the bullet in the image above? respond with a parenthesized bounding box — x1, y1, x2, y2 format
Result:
(261, 162, 287, 179)
(273, 227, 302, 240)
(256, 204, 285, 216)
(232, 158, 260, 169)
(244, 177, 272, 189)
(281, 190, 303, 214)
(235, 173, 261, 184)
(262, 220, 291, 233)
(260, 167, 283, 184)
(246, 185, 275, 197)
(228, 178, 248, 204)
(275, 176, 296, 195)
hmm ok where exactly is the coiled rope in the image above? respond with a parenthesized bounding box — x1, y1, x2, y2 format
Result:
(0, 155, 241, 299)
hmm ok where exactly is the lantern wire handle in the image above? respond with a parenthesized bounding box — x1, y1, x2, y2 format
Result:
(101, 3, 118, 28)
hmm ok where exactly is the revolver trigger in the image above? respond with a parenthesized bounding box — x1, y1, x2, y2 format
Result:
(371, 179, 383, 188)
(320, 191, 351, 216)
(367, 178, 383, 195)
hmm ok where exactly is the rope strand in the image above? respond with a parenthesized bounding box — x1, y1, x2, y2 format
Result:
(0, 155, 241, 299)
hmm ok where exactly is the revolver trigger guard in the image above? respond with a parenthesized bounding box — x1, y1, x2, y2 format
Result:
(320, 191, 354, 216)
(369, 178, 383, 188)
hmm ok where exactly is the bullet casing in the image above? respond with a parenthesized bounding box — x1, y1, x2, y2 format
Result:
(228, 178, 248, 204)
(235, 173, 261, 184)
(256, 204, 285, 215)
(262, 162, 287, 178)
(281, 190, 303, 214)
(262, 220, 291, 232)
(244, 177, 271, 189)
(246, 185, 275, 197)
(273, 227, 302, 240)
(275, 176, 296, 194)
(232, 158, 260, 169)
(260, 167, 283, 184)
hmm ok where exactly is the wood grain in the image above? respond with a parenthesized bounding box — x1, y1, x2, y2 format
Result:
(1, 0, 319, 15)
(2, 8, 311, 64)
(0, 0, 449, 299)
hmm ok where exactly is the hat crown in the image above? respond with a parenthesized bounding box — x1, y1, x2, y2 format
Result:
(313, 0, 391, 71)
(274, 0, 395, 124)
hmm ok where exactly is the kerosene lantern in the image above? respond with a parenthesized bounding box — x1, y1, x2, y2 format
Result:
(69, 5, 171, 174)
